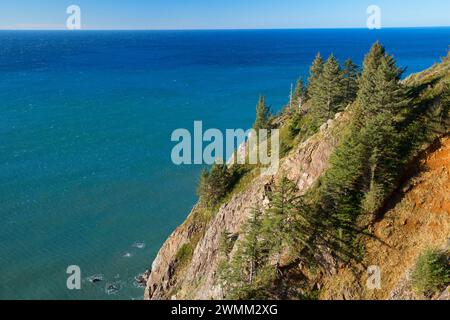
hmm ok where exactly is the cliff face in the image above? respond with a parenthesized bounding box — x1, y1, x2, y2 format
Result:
(146, 132, 450, 301)
(144, 55, 450, 300)
(321, 136, 450, 300)
(145, 112, 349, 300)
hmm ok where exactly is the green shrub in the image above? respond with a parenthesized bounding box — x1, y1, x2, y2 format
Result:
(197, 164, 245, 208)
(411, 249, 450, 296)
(174, 243, 194, 269)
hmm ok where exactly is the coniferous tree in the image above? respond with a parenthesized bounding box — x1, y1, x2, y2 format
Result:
(316, 43, 409, 256)
(219, 43, 448, 299)
(196, 169, 210, 198)
(221, 206, 273, 299)
(355, 42, 386, 122)
(342, 59, 360, 105)
(239, 207, 266, 285)
(197, 164, 236, 207)
(318, 125, 366, 253)
(293, 78, 306, 112)
(253, 96, 271, 131)
(222, 175, 317, 298)
(309, 55, 345, 123)
(372, 54, 406, 119)
(307, 53, 325, 100)
(359, 53, 407, 211)
(262, 175, 313, 273)
(360, 116, 399, 213)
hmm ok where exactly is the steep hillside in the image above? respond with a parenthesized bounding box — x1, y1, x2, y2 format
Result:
(322, 136, 450, 300)
(145, 111, 350, 299)
(144, 47, 450, 300)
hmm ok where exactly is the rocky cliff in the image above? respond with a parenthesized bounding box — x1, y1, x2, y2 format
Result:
(321, 136, 450, 300)
(145, 111, 349, 300)
(144, 54, 450, 300)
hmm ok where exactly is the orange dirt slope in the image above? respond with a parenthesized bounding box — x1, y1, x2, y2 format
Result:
(322, 136, 450, 300)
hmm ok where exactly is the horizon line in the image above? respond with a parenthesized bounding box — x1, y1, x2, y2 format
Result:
(1, 25, 450, 32)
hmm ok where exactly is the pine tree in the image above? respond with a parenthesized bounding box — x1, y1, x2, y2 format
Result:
(372, 54, 406, 119)
(316, 44, 408, 257)
(196, 168, 210, 198)
(355, 42, 386, 123)
(359, 115, 399, 213)
(240, 207, 265, 285)
(221, 206, 273, 299)
(253, 95, 271, 131)
(262, 175, 313, 273)
(359, 54, 407, 211)
(209, 164, 231, 206)
(293, 78, 306, 112)
(319, 125, 366, 253)
(197, 164, 236, 207)
(342, 59, 360, 105)
(307, 53, 325, 100)
(351, 43, 406, 207)
(309, 54, 345, 123)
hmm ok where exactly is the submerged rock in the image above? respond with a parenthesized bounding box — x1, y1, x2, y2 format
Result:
(132, 242, 146, 249)
(87, 274, 104, 284)
(105, 283, 121, 295)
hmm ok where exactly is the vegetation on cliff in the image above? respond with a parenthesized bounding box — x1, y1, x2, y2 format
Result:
(411, 249, 450, 297)
(147, 44, 450, 300)
(215, 43, 449, 299)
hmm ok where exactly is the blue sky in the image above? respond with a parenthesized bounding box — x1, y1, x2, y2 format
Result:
(0, 0, 449, 30)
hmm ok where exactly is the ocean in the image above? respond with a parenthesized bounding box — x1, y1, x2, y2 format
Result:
(0, 28, 449, 299)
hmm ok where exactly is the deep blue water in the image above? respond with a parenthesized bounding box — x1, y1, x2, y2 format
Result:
(0, 28, 449, 299)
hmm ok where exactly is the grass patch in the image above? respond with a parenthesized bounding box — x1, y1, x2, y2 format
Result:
(174, 243, 195, 269)
(411, 248, 450, 297)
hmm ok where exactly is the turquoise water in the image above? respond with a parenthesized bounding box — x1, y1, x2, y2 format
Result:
(0, 28, 449, 299)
